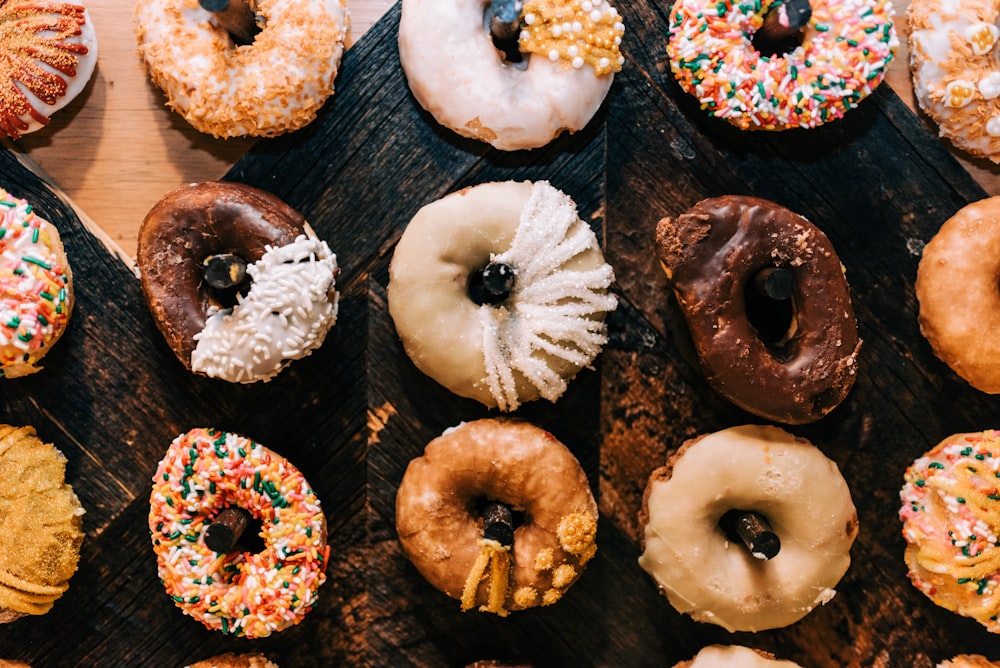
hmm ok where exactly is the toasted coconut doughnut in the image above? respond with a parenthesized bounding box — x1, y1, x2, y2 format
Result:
(388, 180, 617, 411)
(916, 198, 1000, 393)
(673, 645, 804, 668)
(398, 0, 624, 150)
(185, 654, 278, 668)
(656, 195, 860, 424)
(0, 424, 85, 623)
(134, 0, 348, 138)
(149, 428, 329, 639)
(900, 430, 1000, 633)
(638, 425, 858, 632)
(396, 419, 598, 615)
(0, 1, 98, 139)
(137, 182, 339, 384)
(0, 188, 73, 379)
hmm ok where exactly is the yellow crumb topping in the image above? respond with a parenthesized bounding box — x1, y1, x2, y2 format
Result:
(513, 586, 538, 607)
(551, 564, 577, 588)
(556, 511, 597, 556)
(533, 548, 555, 572)
(518, 0, 624, 76)
(542, 588, 562, 605)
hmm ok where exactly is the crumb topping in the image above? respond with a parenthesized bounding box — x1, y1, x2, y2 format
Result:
(518, 0, 625, 76)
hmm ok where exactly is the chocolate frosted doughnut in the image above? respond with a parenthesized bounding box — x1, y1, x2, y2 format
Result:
(655, 196, 860, 424)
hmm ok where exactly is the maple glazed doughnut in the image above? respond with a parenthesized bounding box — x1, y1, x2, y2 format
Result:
(0, 188, 73, 379)
(899, 430, 1000, 633)
(0, 1, 98, 139)
(655, 195, 860, 424)
(395, 419, 598, 615)
(916, 198, 1000, 393)
(133, 0, 348, 138)
(149, 428, 328, 638)
(137, 182, 339, 384)
(638, 425, 859, 632)
(398, 0, 624, 150)
(668, 0, 897, 130)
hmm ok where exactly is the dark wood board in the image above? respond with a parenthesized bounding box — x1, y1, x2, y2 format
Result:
(0, 0, 998, 665)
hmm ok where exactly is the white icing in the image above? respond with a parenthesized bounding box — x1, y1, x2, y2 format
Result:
(686, 645, 803, 668)
(191, 235, 338, 383)
(478, 182, 617, 411)
(980, 72, 1000, 99)
(987, 115, 1000, 136)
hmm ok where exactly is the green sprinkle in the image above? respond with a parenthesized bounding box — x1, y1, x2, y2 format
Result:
(22, 256, 51, 270)
(957, 497, 967, 504)
(238, 448, 247, 457)
(37, 314, 48, 327)
(915, 479, 925, 487)
(979, 579, 990, 595)
(930, 462, 945, 469)
(959, 577, 972, 584)
(31, 227, 38, 243)
(39, 291, 53, 301)
(0, 200, 14, 207)
(814, 24, 829, 31)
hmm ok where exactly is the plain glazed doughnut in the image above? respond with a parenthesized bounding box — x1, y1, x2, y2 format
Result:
(899, 430, 1000, 633)
(398, 0, 624, 150)
(916, 198, 1000, 393)
(149, 428, 328, 638)
(137, 181, 339, 384)
(668, 0, 897, 130)
(655, 195, 860, 424)
(638, 425, 858, 632)
(134, 0, 347, 138)
(388, 180, 617, 411)
(0, 188, 73, 379)
(673, 645, 803, 668)
(395, 419, 598, 615)
(0, 1, 98, 139)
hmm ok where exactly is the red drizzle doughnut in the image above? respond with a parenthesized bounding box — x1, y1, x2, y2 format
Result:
(655, 195, 861, 424)
(149, 428, 328, 638)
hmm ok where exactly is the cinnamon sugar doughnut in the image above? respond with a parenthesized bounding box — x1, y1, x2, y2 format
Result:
(916, 198, 1000, 393)
(673, 645, 803, 668)
(638, 425, 858, 632)
(395, 419, 598, 615)
(0, 1, 98, 139)
(134, 0, 348, 138)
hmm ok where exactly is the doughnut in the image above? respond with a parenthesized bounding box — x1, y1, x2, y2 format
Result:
(0, 424, 85, 623)
(388, 180, 617, 411)
(899, 430, 1000, 633)
(916, 198, 1000, 393)
(655, 195, 860, 424)
(673, 645, 803, 668)
(0, 1, 98, 139)
(133, 0, 348, 138)
(398, 0, 624, 150)
(667, 0, 897, 130)
(638, 425, 859, 632)
(908, 0, 1000, 161)
(939, 657, 1000, 668)
(0, 188, 73, 379)
(186, 654, 278, 668)
(395, 418, 598, 615)
(149, 428, 328, 638)
(137, 181, 339, 384)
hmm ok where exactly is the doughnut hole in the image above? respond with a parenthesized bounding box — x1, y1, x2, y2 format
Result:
(471, 496, 527, 537)
(745, 266, 799, 361)
(483, 3, 528, 67)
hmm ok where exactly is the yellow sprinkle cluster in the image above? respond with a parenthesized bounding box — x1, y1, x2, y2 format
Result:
(518, 0, 625, 76)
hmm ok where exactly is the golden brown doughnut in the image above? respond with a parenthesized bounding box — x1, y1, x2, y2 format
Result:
(939, 656, 1000, 668)
(185, 654, 278, 668)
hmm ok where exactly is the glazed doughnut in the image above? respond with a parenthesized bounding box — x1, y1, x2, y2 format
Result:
(0, 1, 98, 139)
(398, 0, 624, 150)
(916, 198, 1000, 393)
(134, 0, 347, 138)
(186, 654, 278, 668)
(939, 657, 1000, 668)
(909, 0, 1000, 161)
(137, 182, 339, 384)
(638, 425, 859, 632)
(395, 419, 598, 615)
(673, 645, 803, 668)
(0, 188, 73, 379)
(668, 0, 897, 130)
(0, 424, 84, 623)
(388, 180, 617, 411)
(899, 430, 1000, 633)
(149, 428, 328, 638)
(655, 195, 861, 424)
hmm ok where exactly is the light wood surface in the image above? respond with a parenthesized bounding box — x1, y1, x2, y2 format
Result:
(10, 0, 1000, 260)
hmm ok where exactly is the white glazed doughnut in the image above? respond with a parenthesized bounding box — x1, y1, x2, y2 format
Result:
(638, 425, 859, 632)
(134, 0, 348, 138)
(674, 645, 804, 668)
(398, 0, 624, 150)
(387, 180, 617, 412)
(909, 0, 1000, 161)
(0, 1, 98, 139)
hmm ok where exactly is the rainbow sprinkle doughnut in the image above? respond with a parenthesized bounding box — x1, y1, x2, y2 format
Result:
(667, 0, 898, 130)
(149, 428, 328, 638)
(0, 188, 72, 378)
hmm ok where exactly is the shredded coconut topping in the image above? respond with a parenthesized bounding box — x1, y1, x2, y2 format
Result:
(479, 181, 616, 411)
(192, 235, 338, 383)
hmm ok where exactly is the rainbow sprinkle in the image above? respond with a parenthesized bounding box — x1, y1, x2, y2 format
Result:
(148, 428, 328, 638)
(0, 188, 71, 377)
(667, 0, 898, 130)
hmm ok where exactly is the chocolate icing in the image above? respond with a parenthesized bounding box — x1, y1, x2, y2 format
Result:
(655, 195, 860, 424)
(137, 182, 306, 367)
